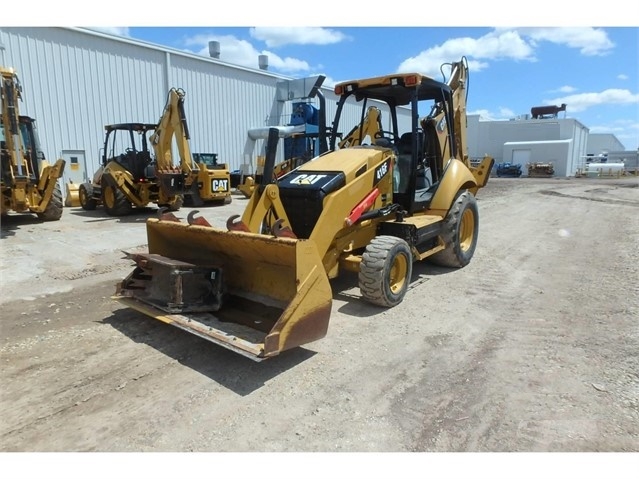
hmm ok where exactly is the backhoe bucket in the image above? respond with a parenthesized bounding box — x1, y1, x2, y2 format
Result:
(65, 181, 80, 207)
(114, 218, 333, 361)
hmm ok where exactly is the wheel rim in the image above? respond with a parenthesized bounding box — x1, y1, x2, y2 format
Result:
(459, 208, 476, 252)
(79, 188, 87, 205)
(389, 253, 409, 294)
(104, 186, 116, 208)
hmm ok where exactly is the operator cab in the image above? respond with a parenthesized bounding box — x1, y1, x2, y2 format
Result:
(103, 123, 156, 181)
(330, 71, 457, 214)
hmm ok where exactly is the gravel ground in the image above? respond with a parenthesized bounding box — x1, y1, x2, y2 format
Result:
(1, 177, 638, 476)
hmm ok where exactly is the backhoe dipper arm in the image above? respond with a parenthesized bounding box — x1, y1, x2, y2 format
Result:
(443, 57, 469, 164)
(149, 88, 197, 175)
(338, 106, 382, 148)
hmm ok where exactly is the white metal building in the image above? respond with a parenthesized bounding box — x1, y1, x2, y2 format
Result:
(0, 27, 412, 187)
(467, 114, 590, 177)
(586, 133, 626, 156)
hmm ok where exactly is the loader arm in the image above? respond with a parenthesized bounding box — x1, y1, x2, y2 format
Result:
(1, 67, 31, 182)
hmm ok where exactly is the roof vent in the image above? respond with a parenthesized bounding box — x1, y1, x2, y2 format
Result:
(208, 41, 220, 59)
(258, 54, 269, 70)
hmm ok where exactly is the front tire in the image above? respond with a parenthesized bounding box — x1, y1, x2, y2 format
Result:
(161, 194, 184, 211)
(359, 235, 413, 307)
(428, 190, 478, 268)
(38, 182, 63, 221)
(101, 175, 132, 216)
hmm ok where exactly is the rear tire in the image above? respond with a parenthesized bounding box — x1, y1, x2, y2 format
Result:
(38, 182, 63, 221)
(359, 235, 413, 307)
(101, 175, 132, 216)
(79, 183, 97, 210)
(428, 190, 478, 268)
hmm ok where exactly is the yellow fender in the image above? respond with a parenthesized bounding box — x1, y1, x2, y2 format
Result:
(428, 158, 477, 215)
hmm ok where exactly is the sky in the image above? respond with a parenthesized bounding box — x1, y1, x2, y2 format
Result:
(6, 2, 639, 151)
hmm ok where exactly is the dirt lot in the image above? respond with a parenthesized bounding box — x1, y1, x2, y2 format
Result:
(0, 177, 638, 458)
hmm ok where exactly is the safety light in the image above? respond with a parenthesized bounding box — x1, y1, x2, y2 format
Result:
(405, 75, 419, 86)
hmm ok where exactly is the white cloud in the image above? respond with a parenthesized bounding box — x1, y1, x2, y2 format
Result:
(263, 51, 311, 73)
(554, 85, 578, 93)
(84, 27, 131, 37)
(249, 27, 349, 48)
(397, 27, 615, 77)
(617, 74, 629, 80)
(517, 27, 614, 56)
(468, 108, 513, 121)
(498, 107, 516, 118)
(397, 30, 534, 77)
(544, 89, 639, 112)
(183, 34, 310, 73)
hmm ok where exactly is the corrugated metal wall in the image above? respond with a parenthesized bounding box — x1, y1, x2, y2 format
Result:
(0, 26, 411, 182)
(1, 27, 168, 172)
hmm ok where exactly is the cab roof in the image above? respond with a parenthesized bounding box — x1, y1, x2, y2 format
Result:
(105, 123, 157, 132)
(334, 73, 452, 106)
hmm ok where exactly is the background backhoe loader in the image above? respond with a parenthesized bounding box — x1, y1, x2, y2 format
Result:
(1, 66, 65, 221)
(114, 57, 494, 361)
(79, 88, 229, 215)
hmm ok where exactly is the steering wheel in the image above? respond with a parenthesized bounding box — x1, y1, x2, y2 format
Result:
(374, 130, 399, 142)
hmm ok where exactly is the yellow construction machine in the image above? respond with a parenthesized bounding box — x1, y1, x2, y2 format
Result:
(79, 88, 229, 215)
(114, 57, 494, 361)
(189, 152, 232, 206)
(1, 67, 65, 221)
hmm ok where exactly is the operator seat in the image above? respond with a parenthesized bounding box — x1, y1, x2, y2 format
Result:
(394, 131, 434, 207)
(134, 150, 152, 180)
(394, 132, 425, 193)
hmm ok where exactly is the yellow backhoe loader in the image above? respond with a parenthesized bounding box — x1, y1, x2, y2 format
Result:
(79, 88, 228, 215)
(1, 67, 65, 221)
(114, 57, 494, 361)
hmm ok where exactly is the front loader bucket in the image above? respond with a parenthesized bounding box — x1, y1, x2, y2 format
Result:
(114, 218, 333, 361)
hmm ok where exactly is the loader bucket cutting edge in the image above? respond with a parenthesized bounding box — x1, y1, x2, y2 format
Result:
(114, 218, 333, 359)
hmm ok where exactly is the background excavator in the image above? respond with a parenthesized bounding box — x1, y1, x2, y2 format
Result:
(114, 57, 494, 361)
(1, 66, 65, 221)
(79, 88, 230, 216)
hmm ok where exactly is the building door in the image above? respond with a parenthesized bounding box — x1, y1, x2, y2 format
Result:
(512, 149, 531, 174)
(61, 150, 87, 184)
